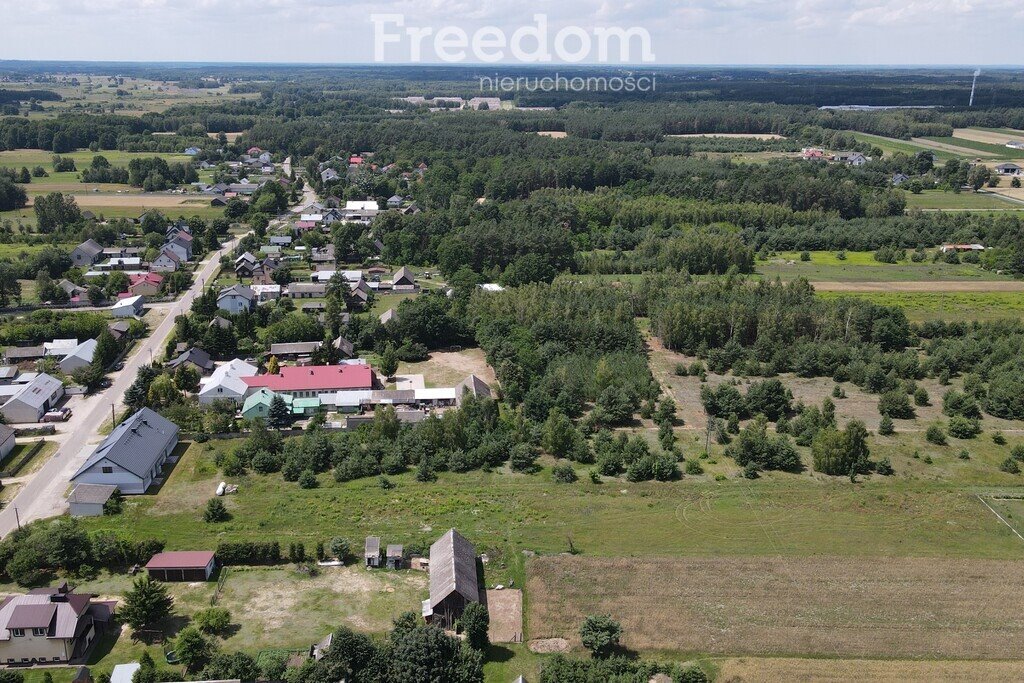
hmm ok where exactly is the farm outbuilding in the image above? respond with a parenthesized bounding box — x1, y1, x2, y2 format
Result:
(145, 551, 216, 581)
(365, 536, 381, 568)
(386, 545, 403, 569)
(68, 483, 117, 517)
(423, 529, 479, 629)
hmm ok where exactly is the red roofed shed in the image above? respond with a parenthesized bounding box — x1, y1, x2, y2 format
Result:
(146, 551, 216, 581)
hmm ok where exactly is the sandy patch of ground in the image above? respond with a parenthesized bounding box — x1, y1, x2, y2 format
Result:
(208, 132, 246, 142)
(668, 133, 785, 140)
(400, 348, 498, 388)
(953, 127, 1024, 146)
(717, 657, 1024, 682)
(528, 638, 569, 653)
(811, 280, 1024, 292)
(485, 588, 523, 643)
(910, 137, 997, 157)
(528, 555, 1024, 659)
(536, 131, 567, 138)
(984, 186, 1024, 203)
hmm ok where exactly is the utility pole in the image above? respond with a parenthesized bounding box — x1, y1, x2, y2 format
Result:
(13, 507, 20, 530)
(111, 402, 116, 427)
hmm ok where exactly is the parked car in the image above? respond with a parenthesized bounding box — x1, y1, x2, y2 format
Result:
(42, 408, 72, 422)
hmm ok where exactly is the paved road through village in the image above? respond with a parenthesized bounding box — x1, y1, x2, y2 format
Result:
(0, 234, 242, 537)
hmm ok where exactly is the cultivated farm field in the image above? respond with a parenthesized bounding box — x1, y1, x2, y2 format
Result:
(716, 657, 1024, 682)
(527, 555, 1024, 659)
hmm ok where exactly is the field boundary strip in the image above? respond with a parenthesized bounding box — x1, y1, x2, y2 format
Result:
(976, 494, 1024, 543)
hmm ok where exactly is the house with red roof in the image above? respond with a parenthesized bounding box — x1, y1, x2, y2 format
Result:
(0, 583, 114, 664)
(243, 363, 376, 400)
(128, 273, 164, 297)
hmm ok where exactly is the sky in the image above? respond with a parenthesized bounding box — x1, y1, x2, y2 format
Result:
(1, 0, 1023, 65)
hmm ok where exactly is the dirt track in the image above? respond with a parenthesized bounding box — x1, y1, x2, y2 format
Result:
(812, 280, 1024, 292)
(528, 555, 1024, 659)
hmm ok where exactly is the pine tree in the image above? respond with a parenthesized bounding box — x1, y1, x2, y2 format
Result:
(121, 575, 173, 631)
(267, 394, 291, 429)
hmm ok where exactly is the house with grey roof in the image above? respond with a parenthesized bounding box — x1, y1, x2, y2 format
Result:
(0, 424, 15, 463)
(71, 239, 104, 268)
(71, 408, 179, 494)
(0, 583, 113, 664)
(0, 373, 65, 424)
(423, 529, 479, 628)
(59, 339, 98, 374)
(166, 347, 215, 375)
(217, 285, 255, 314)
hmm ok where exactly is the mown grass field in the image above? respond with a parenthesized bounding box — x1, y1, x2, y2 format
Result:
(0, 148, 193, 172)
(79, 440, 1024, 563)
(902, 188, 1019, 210)
(815, 289, 1024, 322)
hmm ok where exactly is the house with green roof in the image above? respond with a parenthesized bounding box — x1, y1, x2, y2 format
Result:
(241, 388, 291, 421)
(291, 397, 322, 415)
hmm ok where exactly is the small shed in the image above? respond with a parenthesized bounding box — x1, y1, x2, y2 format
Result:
(146, 551, 216, 581)
(386, 544, 403, 570)
(68, 483, 117, 517)
(364, 536, 381, 568)
(110, 664, 140, 683)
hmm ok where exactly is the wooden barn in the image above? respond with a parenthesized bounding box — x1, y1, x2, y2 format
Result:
(422, 529, 478, 629)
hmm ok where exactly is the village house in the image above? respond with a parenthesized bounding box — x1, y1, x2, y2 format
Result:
(234, 252, 258, 277)
(70, 407, 179, 494)
(386, 194, 404, 209)
(243, 362, 375, 401)
(198, 359, 258, 405)
(217, 285, 256, 314)
(128, 273, 163, 297)
(422, 529, 479, 629)
(0, 583, 113, 665)
(164, 233, 193, 262)
(166, 347, 215, 374)
(241, 388, 290, 420)
(995, 162, 1023, 176)
(151, 249, 182, 273)
(58, 279, 88, 301)
(71, 239, 104, 268)
(0, 373, 65, 423)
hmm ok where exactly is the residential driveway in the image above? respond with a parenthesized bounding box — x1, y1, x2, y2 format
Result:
(0, 235, 242, 537)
